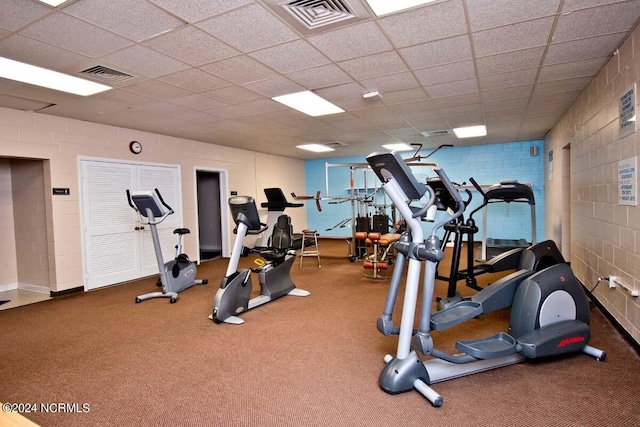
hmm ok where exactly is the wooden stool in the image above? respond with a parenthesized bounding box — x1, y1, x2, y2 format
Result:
(300, 229, 320, 268)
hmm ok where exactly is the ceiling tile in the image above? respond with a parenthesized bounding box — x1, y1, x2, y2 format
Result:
(96, 89, 159, 107)
(414, 60, 476, 86)
(553, 1, 640, 43)
(21, 13, 132, 57)
(476, 47, 545, 76)
(431, 92, 482, 108)
(286, 64, 353, 90)
(360, 72, 421, 94)
(392, 99, 438, 114)
(562, 0, 626, 12)
(308, 21, 393, 62)
(425, 78, 478, 98)
(250, 39, 330, 74)
(138, 100, 194, 116)
(206, 105, 253, 120)
(482, 97, 530, 111)
(0, 94, 51, 112)
(159, 68, 231, 92)
(121, 80, 193, 100)
(482, 85, 533, 102)
(466, 0, 561, 31)
(533, 76, 593, 95)
(0, 0, 49, 31)
(196, 4, 298, 52)
(315, 82, 366, 101)
(200, 55, 278, 85)
(378, 0, 467, 48)
(64, 0, 185, 42)
(380, 88, 429, 105)
(170, 94, 226, 110)
(243, 75, 304, 98)
(0, 34, 89, 72)
(144, 26, 238, 66)
(399, 35, 472, 69)
(100, 45, 189, 78)
(473, 17, 555, 57)
(538, 57, 606, 82)
(203, 86, 261, 105)
(484, 105, 527, 118)
(544, 33, 625, 65)
(479, 68, 538, 91)
(148, 0, 253, 23)
(338, 51, 409, 80)
(235, 98, 287, 114)
(529, 90, 582, 104)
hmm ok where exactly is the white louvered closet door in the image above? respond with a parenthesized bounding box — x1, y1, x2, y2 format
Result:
(80, 160, 181, 290)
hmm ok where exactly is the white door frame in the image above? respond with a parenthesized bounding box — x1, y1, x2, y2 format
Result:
(194, 166, 231, 259)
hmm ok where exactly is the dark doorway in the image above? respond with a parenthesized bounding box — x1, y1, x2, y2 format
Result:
(196, 171, 222, 261)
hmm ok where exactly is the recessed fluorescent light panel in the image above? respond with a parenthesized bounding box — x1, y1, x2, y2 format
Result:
(0, 57, 112, 96)
(382, 143, 413, 152)
(297, 144, 335, 153)
(37, 0, 70, 7)
(272, 91, 344, 117)
(453, 125, 487, 138)
(365, 0, 437, 16)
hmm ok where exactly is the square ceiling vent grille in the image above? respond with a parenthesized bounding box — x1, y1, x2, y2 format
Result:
(77, 65, 137, 86)
(265, 0, 371, 35)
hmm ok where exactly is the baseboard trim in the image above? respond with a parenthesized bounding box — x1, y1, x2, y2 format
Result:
(50, 286, 84, 297)
(592, 297, 640, 355)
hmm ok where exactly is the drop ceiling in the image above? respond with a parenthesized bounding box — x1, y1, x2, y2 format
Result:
(1, 0, 639, 159)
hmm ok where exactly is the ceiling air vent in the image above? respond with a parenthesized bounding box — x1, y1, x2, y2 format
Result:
(284, 0, 356, 29)
(324, 141, 348, 147)
(77, 65, 136, 85)
(265, 0, 370, 35)
(421, 129, 453, 138)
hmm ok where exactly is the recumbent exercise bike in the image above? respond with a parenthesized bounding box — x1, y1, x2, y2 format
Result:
(209, 195, 309, 324)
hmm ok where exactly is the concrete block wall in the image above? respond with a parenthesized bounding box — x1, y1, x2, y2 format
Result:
(545, 27, 640, 344)
(0, 107, 306, 293)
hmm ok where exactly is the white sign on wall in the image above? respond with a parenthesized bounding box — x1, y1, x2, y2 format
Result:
(619, 83, 637, 138)
(618, 156, 637, 206)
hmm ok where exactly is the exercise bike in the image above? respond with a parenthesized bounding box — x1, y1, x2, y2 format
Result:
(209, 195, 309, 324)
(366, 152, 605, 407)
(126, 189, 208, 304)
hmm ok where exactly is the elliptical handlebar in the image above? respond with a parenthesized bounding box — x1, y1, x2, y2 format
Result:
(469, 177, 485, 197)
(429, 168, 466, 237)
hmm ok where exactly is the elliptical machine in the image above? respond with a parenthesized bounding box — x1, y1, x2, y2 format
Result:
(209, 195, 309, 324)
(126, 189, 208, 304)
(366, 152, 605, 407)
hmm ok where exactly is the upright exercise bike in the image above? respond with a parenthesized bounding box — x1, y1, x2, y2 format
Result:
(210, 195, 309, 324)
(366, 152, 605, 407)
(126, 189, 208, 304)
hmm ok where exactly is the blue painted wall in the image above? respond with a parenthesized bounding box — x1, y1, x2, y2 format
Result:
(304, 140, 545, 244)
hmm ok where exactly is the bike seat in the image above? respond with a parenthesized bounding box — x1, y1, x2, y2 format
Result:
(174, 228, 190, 235)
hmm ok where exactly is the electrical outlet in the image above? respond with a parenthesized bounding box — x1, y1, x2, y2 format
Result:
(609, 275, 618, 288)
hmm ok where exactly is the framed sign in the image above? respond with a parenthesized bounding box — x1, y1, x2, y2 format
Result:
(618, 156, 637, 206)
(619, 83, 636, 138)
